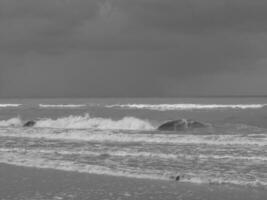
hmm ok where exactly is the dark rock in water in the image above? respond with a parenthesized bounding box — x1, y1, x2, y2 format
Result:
(23, 120, 36, 127)
(170, 174, 184, 181)
(175, 176, 180, 181)
(158, 119, 207, 131)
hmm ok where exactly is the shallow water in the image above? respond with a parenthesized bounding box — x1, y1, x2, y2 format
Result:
(0, 98, 267, 188)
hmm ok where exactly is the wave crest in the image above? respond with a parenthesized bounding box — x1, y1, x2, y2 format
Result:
(33, 114, 154, 130)
(0, 104, 21, 108)
(39, 104, 86, 108)
(0, 117, 22, 127)
(105, 104, 266, 111)
(0, 115, 154, 130)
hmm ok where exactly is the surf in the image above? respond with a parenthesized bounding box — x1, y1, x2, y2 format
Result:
(0, 114, 155, 131)
(1, 150, 266, 188)
(105, 103, 267, 111)
(39, 104, 86, 108)
(0, 104, 21, 108)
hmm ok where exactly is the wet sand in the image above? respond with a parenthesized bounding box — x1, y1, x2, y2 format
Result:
(0, 163, 266, 200)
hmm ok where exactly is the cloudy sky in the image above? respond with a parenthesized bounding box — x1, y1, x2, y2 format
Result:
(0, 0, 267, 97)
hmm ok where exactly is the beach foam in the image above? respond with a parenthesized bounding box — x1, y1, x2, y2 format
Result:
(1, 147, 267, 162)
(1, 151, 266, 188)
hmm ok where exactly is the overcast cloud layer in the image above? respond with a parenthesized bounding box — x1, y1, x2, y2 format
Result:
(0, 0, 267, 97)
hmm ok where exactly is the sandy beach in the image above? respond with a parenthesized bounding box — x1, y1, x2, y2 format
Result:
(0, 163, 266, 200)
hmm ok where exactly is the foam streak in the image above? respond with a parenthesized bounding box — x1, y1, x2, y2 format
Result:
(39, 104, 86, 108)
(105, 104, 266, 111)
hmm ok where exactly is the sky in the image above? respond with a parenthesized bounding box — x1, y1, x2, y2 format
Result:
(0, 0, 267, 97)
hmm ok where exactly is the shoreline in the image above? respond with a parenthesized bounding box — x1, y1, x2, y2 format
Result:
(0, 163, 266, 200)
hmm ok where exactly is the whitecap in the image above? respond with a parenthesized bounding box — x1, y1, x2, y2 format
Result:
(34, 114, 154, 130)
(39, 104, 86, 108)
(105, 103, 266, 111)
(0, 117, 22, 127)
(0, 104, 21, 108)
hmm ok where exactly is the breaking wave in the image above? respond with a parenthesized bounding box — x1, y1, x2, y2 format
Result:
(39, 104, 86, 108)
(105, 104, 266, 111)
(0, 114, 155, 131)
(0, 117, 22, 127)
(35, 114, 154, 130)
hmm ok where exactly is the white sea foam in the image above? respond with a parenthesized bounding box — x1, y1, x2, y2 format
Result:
(0, 114, 155, 130)
(1, 151, 266, 187)
(2, 148, 267, 162)
(182, 176, 267, 187)
(34, 114, 154, 130)
(0, 118, 22, 127)
(39, 104, 86, 108)
(0, 148, 178, 160)
(1, 128, 266, 146)
(0, 104, 21, 108)
(105, 103, 266, 111)
(0, 152, 168, 180)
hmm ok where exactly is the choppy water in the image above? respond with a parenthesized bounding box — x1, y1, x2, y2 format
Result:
(0, 98, 267, 188)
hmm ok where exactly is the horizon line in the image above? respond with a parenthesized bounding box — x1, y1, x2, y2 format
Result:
(1, 95, 267, 99)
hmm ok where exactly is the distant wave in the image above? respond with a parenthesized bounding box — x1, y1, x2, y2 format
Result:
(105, 103, 266, 111)
(39, 104, 86, 108)
(0, 114, 154, 131)
(0, 104, 21, 108)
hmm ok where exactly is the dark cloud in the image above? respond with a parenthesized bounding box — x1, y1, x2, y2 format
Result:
(0, 0, 267, 97)
(125, 0, 267, 33)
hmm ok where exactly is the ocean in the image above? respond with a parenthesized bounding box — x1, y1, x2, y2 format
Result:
(0, 98, 266, 189)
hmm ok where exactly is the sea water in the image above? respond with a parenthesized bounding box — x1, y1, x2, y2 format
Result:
(0, 98, 266, 188)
